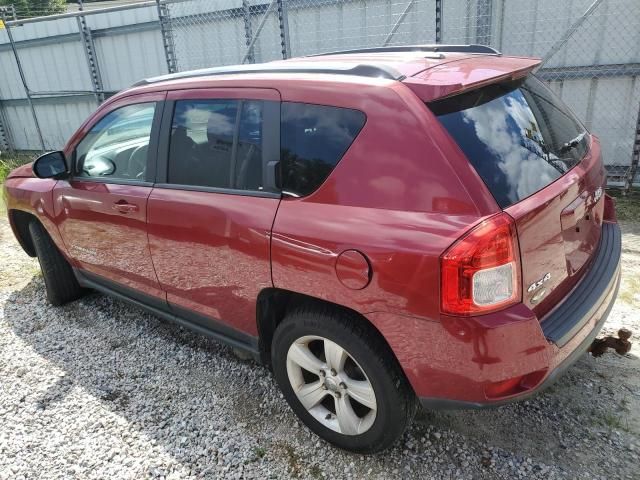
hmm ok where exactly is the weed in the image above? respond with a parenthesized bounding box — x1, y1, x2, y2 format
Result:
(283, 444, 302, 478)
(0, 152, 34, 184)
(608, 188, 640, 223)
(254, 446, 266, 459)
(309, 464, 323, 479)
(600, 411, 624, 430)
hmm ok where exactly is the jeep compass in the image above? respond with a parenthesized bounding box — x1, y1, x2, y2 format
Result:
(4, 45, 621, 453)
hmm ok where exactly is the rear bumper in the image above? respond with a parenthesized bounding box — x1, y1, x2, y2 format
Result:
(371, 223, 622, 409)
(540, 222, 621, 347)
(421, 259, 620, 409)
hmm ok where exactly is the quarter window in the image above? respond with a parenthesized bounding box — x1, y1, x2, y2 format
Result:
(75, 103, 156, 181)
(280, 103, 366, 197)
(167, 99, 265, 191)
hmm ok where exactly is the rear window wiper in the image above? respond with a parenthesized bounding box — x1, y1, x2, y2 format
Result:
(559, 132, 586, 154)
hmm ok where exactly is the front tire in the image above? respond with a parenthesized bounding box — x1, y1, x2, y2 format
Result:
(271, 304, 415, 453)
(29, 221, 83, 306)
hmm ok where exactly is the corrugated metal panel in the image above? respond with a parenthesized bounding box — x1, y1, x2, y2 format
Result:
(554, 0, 640, 68)
(0, 49, 26, 99)
(0, 16, 79, 42)
(441, 0, 474, 44)
(8, 39, 91, 93)
(288, 0, 436, 57)
(1, 105, 37, 151)
(3, 99, 96, 150)
(252, 11, 284, 63)
(95, 28, 167, 90)
(0, 0, 638, 168)
(547, 76, 640, 166)
(86, 4, 159, 29)
(171, 14, 248, 69)
(587, 76, 640, 164)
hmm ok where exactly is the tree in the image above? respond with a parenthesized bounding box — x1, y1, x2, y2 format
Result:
(0, 0, 66, 19)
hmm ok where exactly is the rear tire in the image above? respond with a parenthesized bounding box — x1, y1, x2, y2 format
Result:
(29, 221, 83, 306)
(271, 304, 416, 453)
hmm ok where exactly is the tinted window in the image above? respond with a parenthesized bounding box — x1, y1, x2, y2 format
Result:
(168, 99, 267, 191)
(75, 103, 156, 181)
(280, 103, 366, 196)
(235, 101, 263, 190)
(168, 99, 238, 188)
(430, 75, 588, 208)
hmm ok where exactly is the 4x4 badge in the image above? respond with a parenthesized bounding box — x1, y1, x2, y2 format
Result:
(527, 272, 551, 293)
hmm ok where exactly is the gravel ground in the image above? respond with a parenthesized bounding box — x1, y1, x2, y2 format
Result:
(0, 214, 639, 480)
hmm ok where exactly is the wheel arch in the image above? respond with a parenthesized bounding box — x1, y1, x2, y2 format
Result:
(256, 288, 413, 392)
(8, 209, 38, 257)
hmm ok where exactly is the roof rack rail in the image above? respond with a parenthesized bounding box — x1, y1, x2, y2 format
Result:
(133, 62, 404, 87)
(309, 44, 501, 56)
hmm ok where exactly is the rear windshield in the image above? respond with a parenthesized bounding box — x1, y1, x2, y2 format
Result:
(430, 75, 588, 208)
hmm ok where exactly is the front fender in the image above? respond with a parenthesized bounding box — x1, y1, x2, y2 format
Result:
(4, 177, 70, 260)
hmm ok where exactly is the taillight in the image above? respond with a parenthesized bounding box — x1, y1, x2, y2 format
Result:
(441, 213, 521, 316)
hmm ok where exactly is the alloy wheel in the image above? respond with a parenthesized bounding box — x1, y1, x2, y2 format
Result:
(286, 335, 377, 435)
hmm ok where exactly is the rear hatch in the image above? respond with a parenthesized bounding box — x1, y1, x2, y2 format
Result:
(428, 74, 606, 319)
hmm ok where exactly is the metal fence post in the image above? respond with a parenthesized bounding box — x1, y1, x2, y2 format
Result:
(242, 0, 277, 64)
(495, 0, 505, 50)
(435, 0, 443, 43)
(383, 0, 416, 46)
(242, 0, 255, 63)
(1, 12, 46, 151)
(276, 0, 291, 59)
(76, 0, 104, 103)
(475, 0, 492, 45)
(0, 102, 12, 152)
(627, 107, 640, 192)
(156, 0, 178, 73)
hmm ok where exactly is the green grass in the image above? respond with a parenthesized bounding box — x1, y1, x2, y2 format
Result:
(253, 446, 266, 459)
(607, 187, 640, 223)
(0, 152, 35, 214)
(0, 152, 34, 184)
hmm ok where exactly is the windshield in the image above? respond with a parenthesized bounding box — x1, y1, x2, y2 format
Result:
(430, 75, 588, 208)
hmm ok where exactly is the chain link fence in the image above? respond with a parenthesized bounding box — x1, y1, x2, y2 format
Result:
(163, 0, 286, 71)
(1, 0, 639, 188)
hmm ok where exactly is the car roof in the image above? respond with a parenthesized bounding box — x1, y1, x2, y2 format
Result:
(120, 45, 541, 103)
(133, 45, 499, 86)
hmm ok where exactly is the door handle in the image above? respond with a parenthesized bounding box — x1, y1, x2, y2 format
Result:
(112, 200, 139, 214)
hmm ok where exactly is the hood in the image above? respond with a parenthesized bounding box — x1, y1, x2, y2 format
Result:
(7, 162, 35, 179)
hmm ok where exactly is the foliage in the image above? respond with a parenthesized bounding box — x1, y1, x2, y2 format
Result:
(0, 0, 66, 19)
(0, 152, 32, 184)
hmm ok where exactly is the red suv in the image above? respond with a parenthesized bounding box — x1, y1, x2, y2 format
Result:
(4, 45, 621, 453)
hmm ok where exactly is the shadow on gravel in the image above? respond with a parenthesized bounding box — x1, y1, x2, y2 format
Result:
(5, 276, 639, 479)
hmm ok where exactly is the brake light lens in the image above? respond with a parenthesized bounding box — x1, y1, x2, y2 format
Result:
(441, 213, 521, 315)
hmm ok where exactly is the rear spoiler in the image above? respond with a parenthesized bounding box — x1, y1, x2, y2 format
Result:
(402, 56, 541, 102)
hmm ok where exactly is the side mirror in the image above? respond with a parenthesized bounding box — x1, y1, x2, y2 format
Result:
(33, 151, 69, 179)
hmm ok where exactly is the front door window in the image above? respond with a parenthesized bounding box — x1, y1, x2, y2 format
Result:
(75, 103, 156, 181)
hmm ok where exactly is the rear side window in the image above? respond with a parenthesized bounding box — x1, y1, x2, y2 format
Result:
(168, 99, 265, 191)
(430, 75, 588, 208)
(280, 102, 366, 196)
